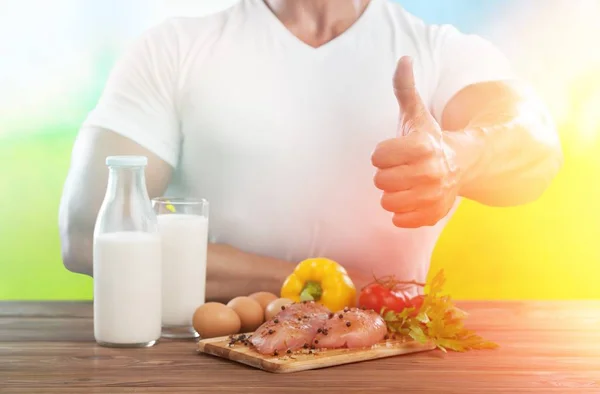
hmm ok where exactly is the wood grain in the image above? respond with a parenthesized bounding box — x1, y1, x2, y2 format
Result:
(1, 301, 599, 393)
(197, 333, 435, 373)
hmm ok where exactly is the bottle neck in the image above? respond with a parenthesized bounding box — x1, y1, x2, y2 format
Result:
(106, 166, 149, 202)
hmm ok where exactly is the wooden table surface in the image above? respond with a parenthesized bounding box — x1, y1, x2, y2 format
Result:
(1, 301, 599, 393)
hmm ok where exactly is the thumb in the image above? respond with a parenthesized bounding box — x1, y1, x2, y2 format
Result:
(393, 56, 429, 127)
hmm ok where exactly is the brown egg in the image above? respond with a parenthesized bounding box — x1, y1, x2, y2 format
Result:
(264, 298, 294, 321)
(227, 296, 264, 332)
(248, 291, 278, 310)
(192, 302, 241, 339)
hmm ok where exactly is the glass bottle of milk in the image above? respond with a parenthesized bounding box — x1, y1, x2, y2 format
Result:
(93, 155, 162, 348)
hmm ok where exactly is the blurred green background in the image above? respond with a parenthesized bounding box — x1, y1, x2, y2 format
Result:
(2, 0, 599, 300)
(0, 132, 92, 298)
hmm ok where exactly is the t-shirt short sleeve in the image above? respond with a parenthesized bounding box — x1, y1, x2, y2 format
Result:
(83, 22, 181, 168)
(429, 25, 515, 123)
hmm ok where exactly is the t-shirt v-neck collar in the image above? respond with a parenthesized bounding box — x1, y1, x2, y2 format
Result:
(250, 0, 384, 53)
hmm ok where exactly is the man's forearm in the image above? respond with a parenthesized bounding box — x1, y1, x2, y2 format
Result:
(205, 244, 373, 303)
(63, 235, 293, 302)
(445, 95, 563, 206)
(205, 243, 293, 303)
(62, 222, 370, 303)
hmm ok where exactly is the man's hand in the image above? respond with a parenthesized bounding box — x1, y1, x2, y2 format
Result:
(371, 57, 461, 228)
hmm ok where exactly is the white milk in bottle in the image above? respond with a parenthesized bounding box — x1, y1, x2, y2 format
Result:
(93, 156, 162, 347)
(94, 232, 161, 345)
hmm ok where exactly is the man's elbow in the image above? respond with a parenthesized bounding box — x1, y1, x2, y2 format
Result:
(522, 103, 565, 202)
(544, 141, 564, 181)
(62, 254, 79, 275)
(524, 138, 563, 202)
(503, 92, 564, 205)
(59, 229, 94, 277)
(505, 140, 563, 206)
(61, 250, 91, 277)
(466, 139, 563, 207)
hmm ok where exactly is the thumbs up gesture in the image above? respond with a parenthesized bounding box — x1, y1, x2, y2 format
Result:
(371, 57, 461, 228)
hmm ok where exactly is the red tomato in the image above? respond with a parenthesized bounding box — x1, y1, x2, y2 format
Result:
(358, 283, 408, 313)
(407, 295, 424, 312)
(406, 295, 424, 317)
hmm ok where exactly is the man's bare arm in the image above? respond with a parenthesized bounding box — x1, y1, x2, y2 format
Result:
(206, 243, 375, 303)
(372, 59, 563, 228)
(442, 81, 564, 206)
(58, 127, 173, 275)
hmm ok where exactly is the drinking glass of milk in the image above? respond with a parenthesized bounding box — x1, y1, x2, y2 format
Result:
(93, 156, 162, 348)
(152, 197, 209, 339)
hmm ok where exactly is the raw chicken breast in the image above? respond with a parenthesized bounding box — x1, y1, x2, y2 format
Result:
(313, 308, 388, 349)
(250, 302, 331, 355)
(275, 301, 331, 323)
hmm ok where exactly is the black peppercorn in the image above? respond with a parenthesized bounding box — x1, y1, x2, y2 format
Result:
(346, 321, 351, 327)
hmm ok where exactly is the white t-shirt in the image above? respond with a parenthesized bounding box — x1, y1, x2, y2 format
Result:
(84, 0, 514, 284)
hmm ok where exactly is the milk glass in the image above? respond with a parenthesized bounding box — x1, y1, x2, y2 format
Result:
(93, 155, 162, 348)
(152, 197, 209, 338)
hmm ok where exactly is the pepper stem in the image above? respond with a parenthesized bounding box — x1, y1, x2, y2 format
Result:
(300, 281, 323, 302)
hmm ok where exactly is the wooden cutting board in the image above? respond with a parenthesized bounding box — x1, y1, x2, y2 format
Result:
(197, 335, 436, 373)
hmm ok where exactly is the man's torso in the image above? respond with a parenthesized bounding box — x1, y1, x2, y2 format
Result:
(163, 0, 457, 282)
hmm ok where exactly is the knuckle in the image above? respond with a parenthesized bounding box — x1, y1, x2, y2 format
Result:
(393, 214, 418, 228)
(417, 211, 437, 227)
(380, 193, 397, 212)
(422, 189, 443, 205)
(439, 202, 452, 218)
(414, 161, 440, 184)
(431, 203, 449, 224)
(391, 214, 405, 227)
(372, 139, 398, 168)
(433, 161, 449, 183)
(373, 170, 387, 190)
(416, 139, 434, 156)
(422, 162, 441, 182)
(426, 215, 441, 227)
(434, 188, 446, 202)
(376, 167, 408, 192)
(371, 151, 382, 168)
(423, 134, 440, 155)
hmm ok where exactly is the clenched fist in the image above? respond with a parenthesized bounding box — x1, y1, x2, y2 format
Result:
(372, 57, 461, 228)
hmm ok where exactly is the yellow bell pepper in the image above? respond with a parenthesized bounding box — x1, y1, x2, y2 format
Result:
(280, 257, 357, 312)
